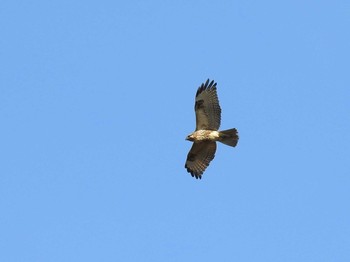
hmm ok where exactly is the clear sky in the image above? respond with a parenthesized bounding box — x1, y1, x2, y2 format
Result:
(1, 0, 349, 261)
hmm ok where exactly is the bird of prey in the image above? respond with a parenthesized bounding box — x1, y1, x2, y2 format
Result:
(185, 79, 239, 179)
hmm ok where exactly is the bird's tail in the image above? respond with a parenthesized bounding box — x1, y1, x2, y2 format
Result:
(218, 128, 239, 147)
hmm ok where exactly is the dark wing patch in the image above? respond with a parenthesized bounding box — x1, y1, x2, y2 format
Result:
(185, 141, 217, 179)
(195, 79, 221, 131)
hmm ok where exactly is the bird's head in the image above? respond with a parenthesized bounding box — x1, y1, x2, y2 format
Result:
(186, 134, 194, 141)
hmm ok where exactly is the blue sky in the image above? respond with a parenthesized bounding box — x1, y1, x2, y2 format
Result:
(1, 0, 350, 261)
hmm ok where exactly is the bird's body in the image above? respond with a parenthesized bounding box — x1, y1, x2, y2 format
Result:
(186, 130, 220, 142)
(185, 79, 239, 179)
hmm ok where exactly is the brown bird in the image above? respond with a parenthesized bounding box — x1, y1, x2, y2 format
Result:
(185, 79, 239, 179)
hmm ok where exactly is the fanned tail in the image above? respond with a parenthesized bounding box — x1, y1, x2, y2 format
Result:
(218, 128, 239, 147)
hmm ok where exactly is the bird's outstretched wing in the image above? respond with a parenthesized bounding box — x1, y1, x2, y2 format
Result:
(195, 79, 221, 131)
(185, 141, 216, 179)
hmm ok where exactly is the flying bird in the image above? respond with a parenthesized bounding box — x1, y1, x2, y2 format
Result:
(185, 79, 239, 179)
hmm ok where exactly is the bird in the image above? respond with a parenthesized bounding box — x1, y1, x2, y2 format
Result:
(185, 79, 239, 179)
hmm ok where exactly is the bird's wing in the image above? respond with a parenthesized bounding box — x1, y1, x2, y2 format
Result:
(194, 79, 221, 131)
(185, 141, 216, 179)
